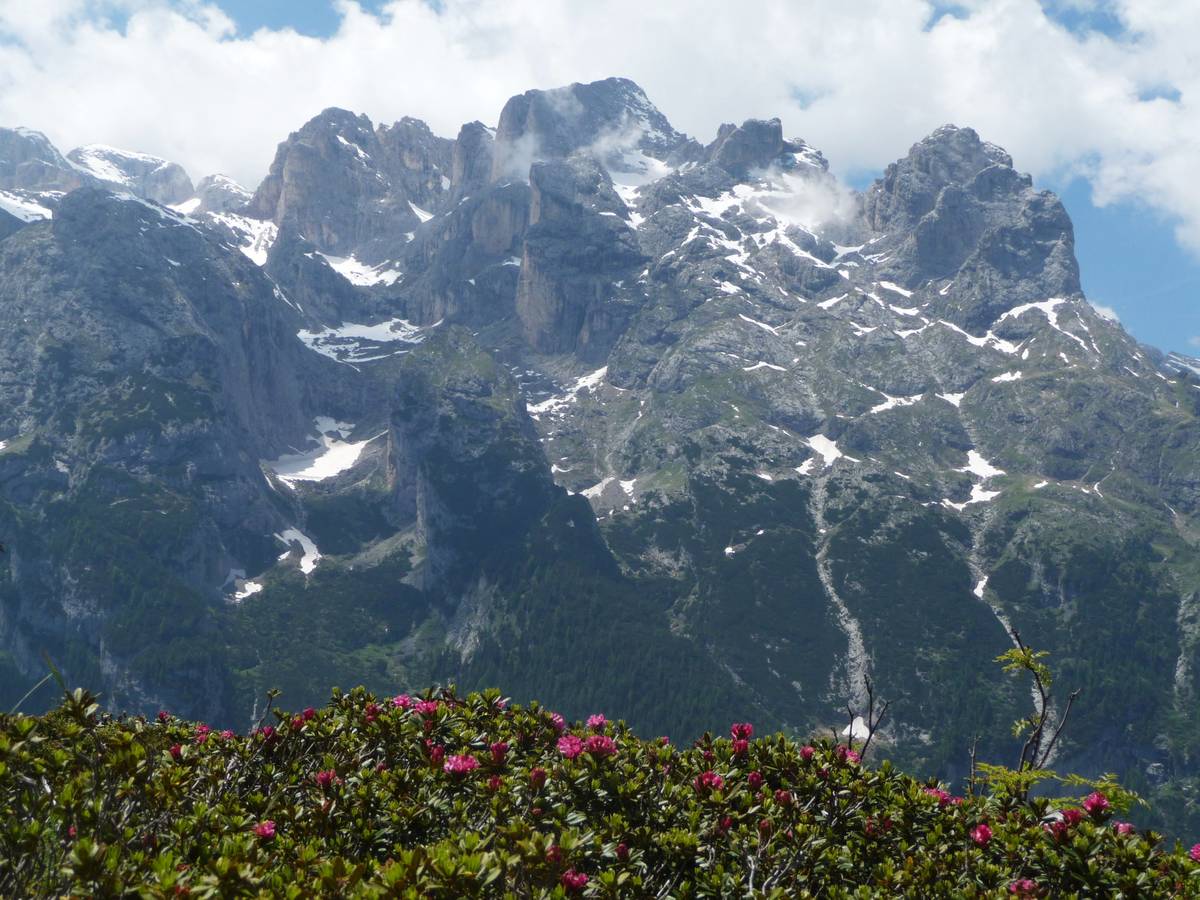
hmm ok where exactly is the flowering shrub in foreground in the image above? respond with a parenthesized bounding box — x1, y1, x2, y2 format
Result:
(2, 687, 1199, 897)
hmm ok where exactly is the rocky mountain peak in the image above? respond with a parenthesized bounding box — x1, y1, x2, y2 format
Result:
(705, 117, 789, 177)
(246, 107, 455, 264)
(189, 174, 252, 214)
(450, 121, 495, 200)
(66, 144, 194, 205)
(864, 124, 1020, 232)
(0, 126, 84, 192)
(491, 77, 684, 181)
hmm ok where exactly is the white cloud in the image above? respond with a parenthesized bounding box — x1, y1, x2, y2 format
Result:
(1091, 302, 1120, 322)
(1, 0, 1200, 258)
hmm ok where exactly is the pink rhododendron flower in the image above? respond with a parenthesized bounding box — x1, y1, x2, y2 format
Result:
(1062, 808, 1084, 826)
(693, 770, 724, 792)
(1113, 822, 1134, 835)
(774, 789, 792, 806)
(302, 707, 316, 720)
(730, 722, 753, 740)
(392, 694, 412, 709)
(560, 869, 588, 893)
(414, 700, 439, 717)
(970, 823, 992, 846)
(194, 725, 210, 745)
(718, 815, 733, 834)
(220, 729, 235, 741)
(530, 767, 548, 789)
(800, 745, 814, 762)
(364, 703, 381, 723)
(731, 738, 749, 756)
(550, 713, 566, 733)
(487, 775, 502, 792)
(489, 741, 509, 763)
(1009, 878, 1038, 897)
(557, 735, 584, 759)
(169, 744, 182, 761)
(426, 742, 444, 765)
(616, 842, 629, 861)
(1191, 843, 1200, 862)
(443, 754, 479, 775)
(758, 818, 773, 834)
(583, 734, 616, 757)
(748, 771, 763, 790)
(546, 844, 562, 863)
(586, 714, 607, 732)
(253, 821, 275, 840)
(156, 710, 170, 723)
(290, 716, 304, 731)
(315, 769, 339, 788)
(924, 787, 951, 807)
(1083, 791, 1110, 816)
(659, 736, 670, 746)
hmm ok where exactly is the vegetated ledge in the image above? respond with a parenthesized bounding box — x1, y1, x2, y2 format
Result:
(2, 687, 1199, 898)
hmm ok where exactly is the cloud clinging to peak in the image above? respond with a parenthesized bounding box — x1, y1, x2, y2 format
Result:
(1, 0, 1199, 255)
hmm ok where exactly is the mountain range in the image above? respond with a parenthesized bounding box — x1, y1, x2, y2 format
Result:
(1, 77, 1197, 834)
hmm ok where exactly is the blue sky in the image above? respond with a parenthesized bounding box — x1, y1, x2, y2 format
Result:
(5, 0, 1197, 356)
(212, 0, 389, 36)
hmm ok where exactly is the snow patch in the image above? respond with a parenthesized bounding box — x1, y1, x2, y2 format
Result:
(232, 581, 263, 602)
(842, 716, 869, 740)
(297, 317, 432, 364)
(806, 434, 843, 467)
(209, 212, 278, 266)
(960, 450, 1005, 479)
(0, 190, 52, 222)
(315, 252, 402, 286)
(275, 528, 321, 574)
(265, 419, 379, 487)
(527, 367, 608, 416)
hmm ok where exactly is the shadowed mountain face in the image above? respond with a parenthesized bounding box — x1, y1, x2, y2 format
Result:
(1, 77, 1198, 835)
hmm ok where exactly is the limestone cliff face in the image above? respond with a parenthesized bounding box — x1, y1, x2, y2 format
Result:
(248, 108, 452, 264)
(515, 156, 644, 358)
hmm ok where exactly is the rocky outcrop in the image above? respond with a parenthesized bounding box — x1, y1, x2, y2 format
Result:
(67, 145, 194, 205)
(515, 156, 644, 358)
(247, 108, 452, 264)
(191, 174, 252, 214)
(449, 121, 494, 201)
(397, 182, 531, 326)
(864, 126, 1079, 329)
(0, 127, 84, 192)
(492, 77, 686, 181)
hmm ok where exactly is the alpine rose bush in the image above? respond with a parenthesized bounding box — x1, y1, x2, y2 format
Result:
(1, 686, 1197, 897)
